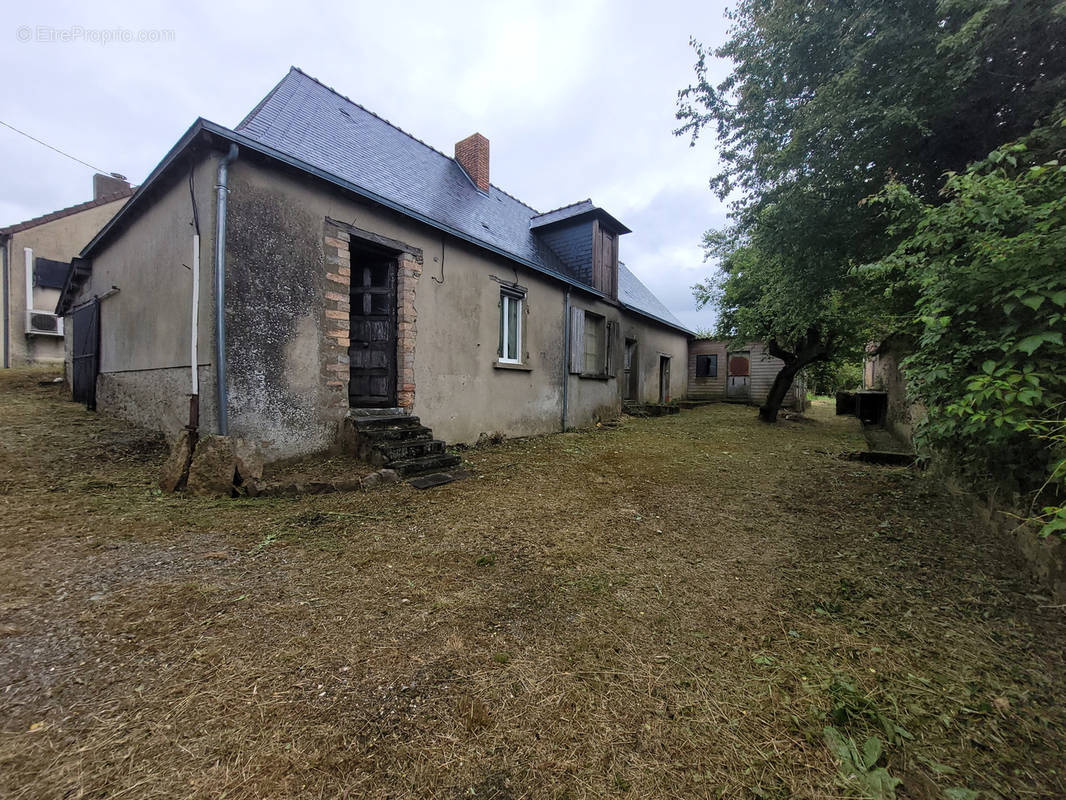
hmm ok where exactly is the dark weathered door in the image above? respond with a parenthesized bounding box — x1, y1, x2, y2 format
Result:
(658, 355, 671, 403)
(71, 299, 99, 409)
(349, 254, 397, 408)
(623, 339, 638, 401)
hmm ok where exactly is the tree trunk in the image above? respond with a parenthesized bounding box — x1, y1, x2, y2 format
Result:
(758, 361, 803, 422)
(757, 328, 833, 423)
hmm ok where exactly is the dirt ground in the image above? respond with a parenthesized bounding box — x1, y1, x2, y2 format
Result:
(1, 368, 1064, 800)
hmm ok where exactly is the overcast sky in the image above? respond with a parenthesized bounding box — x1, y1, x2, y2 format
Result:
(1, 0, 733, 331)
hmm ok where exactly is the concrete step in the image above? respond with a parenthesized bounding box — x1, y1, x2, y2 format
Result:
(389, 452, 462, 477)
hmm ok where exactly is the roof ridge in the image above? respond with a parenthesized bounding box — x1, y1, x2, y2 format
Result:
(0, 188, 134, 236)
(285, 67, 541, 214)
(530, 198, 594, 219)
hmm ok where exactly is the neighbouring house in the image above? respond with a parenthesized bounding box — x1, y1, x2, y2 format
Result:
(864, 335, 922, 444)
(55, 68, 692, 465)
(1, 174, 132, 367)
(688, 339, 807, 410)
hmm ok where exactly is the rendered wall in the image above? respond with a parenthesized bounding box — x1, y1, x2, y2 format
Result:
(620, 313, 689, 404)
(865, 339, 922, 444)
(3, 197, 128, 365)
(68, 155, 220, 435)
(75, 153, 691, 459)
(221, 160, 662, 454)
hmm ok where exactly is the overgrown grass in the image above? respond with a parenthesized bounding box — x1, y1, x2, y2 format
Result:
(0, 369, 1063, 799)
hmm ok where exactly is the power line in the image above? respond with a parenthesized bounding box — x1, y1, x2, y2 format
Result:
(0, 119, 108, 174)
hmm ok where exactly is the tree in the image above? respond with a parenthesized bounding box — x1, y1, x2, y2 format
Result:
(861, 121, 1066, 536)
(679, 0, 1066, 421)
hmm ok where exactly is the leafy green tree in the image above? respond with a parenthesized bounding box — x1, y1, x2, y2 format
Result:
(679, 0, 1066, 421)
(861, 122, 1066, 536)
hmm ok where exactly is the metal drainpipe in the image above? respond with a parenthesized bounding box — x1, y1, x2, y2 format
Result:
(561, 286, 570, 431)
(214, 144, 239, 435)
(1, 237, 9, 369)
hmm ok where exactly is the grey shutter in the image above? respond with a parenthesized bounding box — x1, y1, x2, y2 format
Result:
(497, 295, 504, 358)
(605, 321, 616, 377)
(569, 306, 584, 374)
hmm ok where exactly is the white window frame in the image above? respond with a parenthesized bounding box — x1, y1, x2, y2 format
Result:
(499, 291, 523, 364)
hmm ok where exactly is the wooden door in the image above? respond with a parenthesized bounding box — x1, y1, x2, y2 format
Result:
(623, 339, 638, 401)
(71, 299, 99, 410)
(349, 254, 396, 408)
(658, 355, 671, 403)
(727, 352, 750, 400)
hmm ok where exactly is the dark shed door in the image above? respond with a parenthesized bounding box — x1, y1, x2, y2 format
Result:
(348, 254, 397, 408)
(71, 299, 99, 409)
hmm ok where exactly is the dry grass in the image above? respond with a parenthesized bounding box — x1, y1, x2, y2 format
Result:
(0, 367, 1063, 799)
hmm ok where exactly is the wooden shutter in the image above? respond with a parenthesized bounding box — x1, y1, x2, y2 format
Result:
(569, 306, 585, 374)
(605, 321, 616, 377)
(497, 295, 504, 358)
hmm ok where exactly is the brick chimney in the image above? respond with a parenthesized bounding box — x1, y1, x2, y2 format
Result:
(93, 172, 130, 200)
(454, 133, 490, 193)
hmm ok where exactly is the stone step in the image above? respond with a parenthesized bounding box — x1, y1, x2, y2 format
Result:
(359, 425, 434, 444)
(624, 403, 679, 417)
(350, 414, 421, 431)
(389, 452, 462, 477)
(372, 438, 446, 465)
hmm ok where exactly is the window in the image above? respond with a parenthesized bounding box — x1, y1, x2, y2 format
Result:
(498, 290, 523, 363)
(568, 307, 615, 377)
(584, 312, 605, 374)
(695, 354, 718, 378)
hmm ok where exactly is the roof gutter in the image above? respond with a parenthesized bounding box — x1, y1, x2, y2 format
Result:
(618, 301, 694, 337)
(214, 143, 239, 435)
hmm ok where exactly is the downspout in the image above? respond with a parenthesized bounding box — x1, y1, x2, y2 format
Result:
(188, 166, 202, 440)
(214, 143, 238, 435)
(1, 237, 8, 369)
(561, 286, 570, 431)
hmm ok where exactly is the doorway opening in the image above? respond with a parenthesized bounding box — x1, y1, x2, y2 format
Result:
(623, 338, 638, 401)
(658, 355, 671, 403)
(348, 246, 397, 408)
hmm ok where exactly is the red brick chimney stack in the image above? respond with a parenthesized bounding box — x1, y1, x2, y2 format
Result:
(455, 133, 490, 193)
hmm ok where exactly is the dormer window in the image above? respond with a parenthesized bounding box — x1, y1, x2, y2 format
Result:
(529, 201, 630, 300)
(593, 224, 617, 298)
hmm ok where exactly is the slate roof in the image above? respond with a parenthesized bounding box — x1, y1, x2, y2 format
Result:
(236, 68, 567, 270)
(529, 199, 631, 235)
(529, 200, 595, 228)
(237, 68, 687, 333)
(618, 263, 687, 330)
(72, 68, 690, 333)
